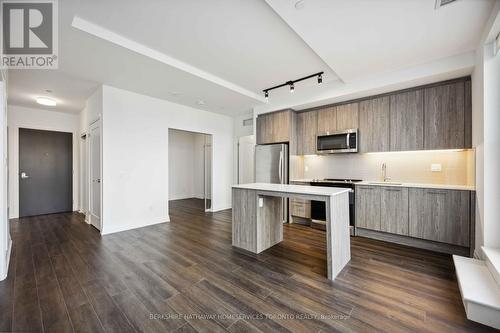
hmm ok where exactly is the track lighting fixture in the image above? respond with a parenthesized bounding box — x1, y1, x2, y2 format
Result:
(262, 71, 323, 100)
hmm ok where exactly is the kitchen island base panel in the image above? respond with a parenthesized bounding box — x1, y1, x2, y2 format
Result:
(232, 189, 283, 254)
(326, 194, 351, 280)
(232, 185, 351, 280)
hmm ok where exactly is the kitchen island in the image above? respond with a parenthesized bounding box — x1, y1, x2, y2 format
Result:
(232, 183, 351, 280)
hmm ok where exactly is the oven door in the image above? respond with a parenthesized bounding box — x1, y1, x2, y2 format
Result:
(316, 130, 357, 154)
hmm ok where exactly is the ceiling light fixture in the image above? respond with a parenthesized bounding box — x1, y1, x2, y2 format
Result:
(262, 71, 323, 100)
(36, 97, 57, 106)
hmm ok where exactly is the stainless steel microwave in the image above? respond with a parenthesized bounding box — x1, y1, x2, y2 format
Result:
(316, 129, 358, 154)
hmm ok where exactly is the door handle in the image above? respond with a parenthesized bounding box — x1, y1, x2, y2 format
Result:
(278, 151, 283, 184)
(346, 133, 350, 149)
(20, 172, 29, 179)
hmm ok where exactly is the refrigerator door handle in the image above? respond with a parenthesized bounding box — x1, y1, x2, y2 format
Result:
(278, 151, 283, 184)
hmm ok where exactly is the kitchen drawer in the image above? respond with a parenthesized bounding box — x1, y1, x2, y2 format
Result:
(290, 198, 311, 219)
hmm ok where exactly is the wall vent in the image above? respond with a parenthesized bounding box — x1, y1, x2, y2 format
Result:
(435, 0, 458, 9)
(243, 118, 253, 127)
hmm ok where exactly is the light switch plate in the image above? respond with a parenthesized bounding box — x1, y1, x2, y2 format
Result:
(258, 197, 264, 207)
(431, 163, 442, 172)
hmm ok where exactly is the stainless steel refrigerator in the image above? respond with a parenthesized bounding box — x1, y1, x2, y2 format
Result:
(255, 143, 289, 223)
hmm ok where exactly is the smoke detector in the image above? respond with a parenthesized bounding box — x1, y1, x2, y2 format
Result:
(435, 0, 459, 9)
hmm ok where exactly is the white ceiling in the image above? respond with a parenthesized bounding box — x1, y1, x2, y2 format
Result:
(265, 0, 494, 82)
(6, 0, 495, 116)
(7, 70, 98, 114)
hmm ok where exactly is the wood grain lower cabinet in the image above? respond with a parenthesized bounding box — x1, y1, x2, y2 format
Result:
(296, 111, 317, 155)
(380, 187, 409, 236)
(290, 198, 311, 219)
(355, 186, 381, 231)
(409, 188, 470, 246)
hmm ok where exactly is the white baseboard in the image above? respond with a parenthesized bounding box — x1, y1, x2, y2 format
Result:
(210, 205, 232, 212)
(100, 216, 171, 235)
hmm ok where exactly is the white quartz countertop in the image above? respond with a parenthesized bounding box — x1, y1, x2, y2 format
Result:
(232, 183, 351, 197)
(356, 181, 475, 191)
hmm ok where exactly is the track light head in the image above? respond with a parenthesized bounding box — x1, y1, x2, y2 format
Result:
(318, 74, 322, 85)
(289, 82, 294, 93)
(264, 90, 269, 100)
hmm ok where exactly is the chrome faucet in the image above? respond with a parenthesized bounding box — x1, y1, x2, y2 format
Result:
(382, 163, 391, 182)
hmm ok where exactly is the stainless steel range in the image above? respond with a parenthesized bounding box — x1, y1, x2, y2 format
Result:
(309, 178, 362, 234)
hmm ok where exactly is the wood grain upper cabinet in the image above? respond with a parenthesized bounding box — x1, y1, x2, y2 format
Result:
(256, 113, 271, 144)
(316, 106, 336, 135)
(390, 90, 424, 151)
(296, 111, 317, 155)
(409, 188, 470, 246)
(355, 186, 381, 231)
(335, 103, 359, 131)
(359, 97, 390, 153)
(424, 81, 465, 150)
(272, 110, 293, 143)
(380, 187, 409, 236)
(256, 110, 294, 145)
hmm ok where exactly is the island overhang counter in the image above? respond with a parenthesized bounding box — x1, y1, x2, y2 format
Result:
(232, 183, 351, 280)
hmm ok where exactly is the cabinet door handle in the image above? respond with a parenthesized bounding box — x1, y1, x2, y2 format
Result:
(385, 188, 402, 192)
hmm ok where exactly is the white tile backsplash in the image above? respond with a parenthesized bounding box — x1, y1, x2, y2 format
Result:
(298, 149, 475, 186)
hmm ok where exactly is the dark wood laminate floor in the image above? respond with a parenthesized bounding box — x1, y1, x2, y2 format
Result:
(0, 198, 495, 333)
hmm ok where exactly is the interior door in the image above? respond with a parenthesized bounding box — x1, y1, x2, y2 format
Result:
(19, 128, 73, 217)
(89, 122, 101, 230)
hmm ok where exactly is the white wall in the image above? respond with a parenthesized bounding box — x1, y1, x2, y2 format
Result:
(472, 45, 485, 255)
(233, 112, 254, 183)
(168, 129, 205, 200)
(482, 42, 500, 248)
(100, 85, 233, 235)
(0, 81, 10, 281)
(471, 2, 500, 256)
(7, 105, 80, 219)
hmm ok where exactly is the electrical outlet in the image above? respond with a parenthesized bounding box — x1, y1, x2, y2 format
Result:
(259, 197, 264, 207)
(305, 165, 309, 172)
(431, 164, 442, 172)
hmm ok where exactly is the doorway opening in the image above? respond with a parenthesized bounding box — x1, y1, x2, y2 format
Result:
(18, 128, 73, 217)
(168, 129, 212, 212)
